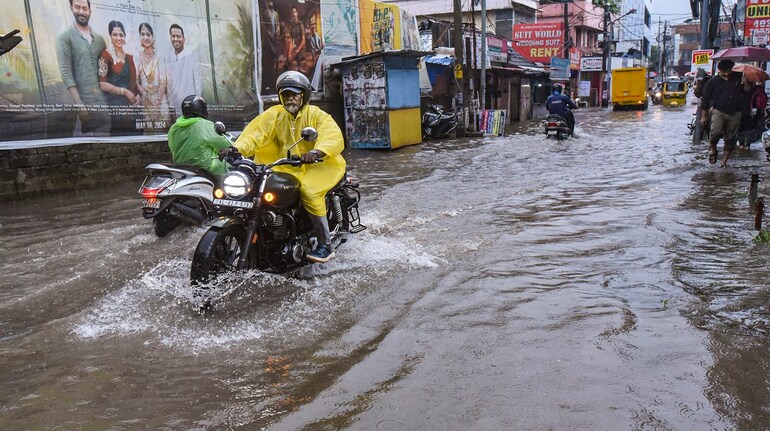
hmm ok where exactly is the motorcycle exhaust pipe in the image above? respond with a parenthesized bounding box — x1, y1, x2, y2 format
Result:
(169, 203, 206, 225)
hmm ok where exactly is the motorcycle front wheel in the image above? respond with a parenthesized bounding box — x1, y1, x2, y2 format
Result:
(190, 226, 251, 286)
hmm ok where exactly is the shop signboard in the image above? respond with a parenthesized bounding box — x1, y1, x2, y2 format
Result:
(745, 0, 770, 45)
(690, 49, 714, 74)
(512, 22, 564, 63)
(580, 56, 603, 72)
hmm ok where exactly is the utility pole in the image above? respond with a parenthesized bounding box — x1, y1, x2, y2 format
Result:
(700, 0, 710, 49)
(481, 0, 487, 111)
(694, 0, 710, 145)
(602, 4, 610, 107)
(563, 1, 570, 59)
(662, 20, 668, 78)
(453, 0, 467, 137)
(657, 18, 662, 77)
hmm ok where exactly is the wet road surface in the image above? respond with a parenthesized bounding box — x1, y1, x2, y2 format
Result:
(2, 102, 770, 430)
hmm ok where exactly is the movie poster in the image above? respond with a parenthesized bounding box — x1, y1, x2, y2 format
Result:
(0, 0, 255, 142)
(359, 0, 401, 54)
(321, 0, 359, 56)
(257, 0, 322, 95)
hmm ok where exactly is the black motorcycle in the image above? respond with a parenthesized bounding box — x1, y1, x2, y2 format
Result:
(422, 104, 457, 139)
(544, 114, 570, 140)
(190, 123, 365, 306)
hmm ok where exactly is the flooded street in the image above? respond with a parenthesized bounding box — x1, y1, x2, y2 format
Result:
(2, 103, 770, 430)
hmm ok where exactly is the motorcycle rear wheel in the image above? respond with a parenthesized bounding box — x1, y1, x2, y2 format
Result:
(190, 226, 250, 286)
(153, 212, 180, 237)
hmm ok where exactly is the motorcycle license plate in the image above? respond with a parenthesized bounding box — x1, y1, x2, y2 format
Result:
(213, 198, 254, 209)
(143, 198, 160, 209)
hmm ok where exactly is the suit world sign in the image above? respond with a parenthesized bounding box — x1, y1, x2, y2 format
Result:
(512, 22, 564, 63)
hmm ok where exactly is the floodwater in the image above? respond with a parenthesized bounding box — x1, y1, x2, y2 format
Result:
(2, 102, 770, 430)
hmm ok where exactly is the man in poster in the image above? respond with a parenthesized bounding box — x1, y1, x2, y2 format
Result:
(56, 0, 109, 134)
(166, 23, 203, 118)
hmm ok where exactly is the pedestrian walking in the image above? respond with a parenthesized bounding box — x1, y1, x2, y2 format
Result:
(700, 59, 747, 167)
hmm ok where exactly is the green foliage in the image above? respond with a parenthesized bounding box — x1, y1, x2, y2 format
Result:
(592, 0, 621, 15)
(218, 1, 256, 104)
(754, 229, 770, 243)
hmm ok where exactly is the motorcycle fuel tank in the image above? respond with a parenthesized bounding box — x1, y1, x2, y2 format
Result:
(264, 172, 301, 208)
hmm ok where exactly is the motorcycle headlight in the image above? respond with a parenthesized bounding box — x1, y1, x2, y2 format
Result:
(222, 171, 251, 199)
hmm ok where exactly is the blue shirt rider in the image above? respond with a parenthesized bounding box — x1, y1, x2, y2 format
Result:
(546, 83, 578, 136)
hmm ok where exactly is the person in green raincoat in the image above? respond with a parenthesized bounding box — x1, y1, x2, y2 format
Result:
(233, 71, 346, 263)
(167, 95, 230, 176)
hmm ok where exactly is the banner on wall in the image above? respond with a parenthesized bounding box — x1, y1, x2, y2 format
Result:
(0, 0, 256, 142)
(512, 22, 564, 63)
(257, 0, 322, 95)
(359, 0, 400, 53)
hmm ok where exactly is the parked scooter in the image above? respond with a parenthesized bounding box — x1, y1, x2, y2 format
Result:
(544, 114, 571, 140)
(138, 163, 216, 237)
(422, 104, 457, 139)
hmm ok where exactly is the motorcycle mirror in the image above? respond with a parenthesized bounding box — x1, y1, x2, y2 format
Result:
(214, 121, 227, 135)
(286, 127, 319, 159)
(300, 127, 318, 142)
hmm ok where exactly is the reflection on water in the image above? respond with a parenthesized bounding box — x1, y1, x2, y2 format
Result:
(1, 103, 770, 429)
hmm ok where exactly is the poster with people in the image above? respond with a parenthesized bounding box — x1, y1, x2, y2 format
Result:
(0, 0, 255, 142)
(359, 0, 400, 54)
(358, 0, 419, 55)
(257, 0, 322, 95)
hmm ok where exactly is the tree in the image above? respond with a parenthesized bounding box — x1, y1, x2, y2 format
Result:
(591, 0, 621, 15)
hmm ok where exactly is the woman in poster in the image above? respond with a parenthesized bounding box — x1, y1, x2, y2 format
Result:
(98, 20, 140, 134)
(135, 22, 170, 130)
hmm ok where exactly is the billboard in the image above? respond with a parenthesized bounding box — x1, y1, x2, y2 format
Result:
(1, 0, 256, 141)
(257, 0, 322, 95)
(745, 0, 770, 44)
(512, 22, 564, 63)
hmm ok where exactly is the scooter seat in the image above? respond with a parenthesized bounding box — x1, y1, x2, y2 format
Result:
(160, 163, 220, 185)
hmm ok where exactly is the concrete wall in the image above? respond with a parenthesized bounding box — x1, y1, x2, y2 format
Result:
(0, 141, 171, 201)
(0, 97, 346, 202)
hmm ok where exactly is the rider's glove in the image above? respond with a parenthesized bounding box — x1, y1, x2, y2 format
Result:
(300, 149, 323, 163)
(218, 146, 238, 161)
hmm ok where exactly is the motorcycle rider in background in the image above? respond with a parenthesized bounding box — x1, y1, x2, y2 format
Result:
(167, 95, 231, 176)
(546, 83, 578, 136)
(230, 71, 346, 263)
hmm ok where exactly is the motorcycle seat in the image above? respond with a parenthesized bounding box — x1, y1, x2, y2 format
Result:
(163, 163, 220, 184)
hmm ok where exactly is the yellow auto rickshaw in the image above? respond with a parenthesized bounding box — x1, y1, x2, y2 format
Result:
(662, 77, 688, 107)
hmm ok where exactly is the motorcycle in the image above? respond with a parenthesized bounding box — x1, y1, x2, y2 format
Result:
(422, 104, 457, 139)
(190, 123, 365, 306)
(651, 89, 662, 105)
(138, 163, 216, 237)
(544, 114, 570, 140)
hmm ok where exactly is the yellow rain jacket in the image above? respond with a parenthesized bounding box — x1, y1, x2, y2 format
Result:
(234, 104, 346, 216)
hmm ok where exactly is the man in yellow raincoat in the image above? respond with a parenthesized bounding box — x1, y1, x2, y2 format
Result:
(234, 71, 346, 263)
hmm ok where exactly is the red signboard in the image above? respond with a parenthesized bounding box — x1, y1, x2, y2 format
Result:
(512, 22, 565, 63)
(569, 47, 581, 70)
(745, 0, 770, 43)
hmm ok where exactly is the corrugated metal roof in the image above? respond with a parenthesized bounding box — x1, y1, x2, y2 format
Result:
(333, 50, 433, 67)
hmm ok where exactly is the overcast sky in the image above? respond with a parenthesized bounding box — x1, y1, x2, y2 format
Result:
(652, 0, 696, 24)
